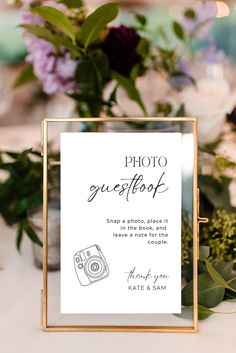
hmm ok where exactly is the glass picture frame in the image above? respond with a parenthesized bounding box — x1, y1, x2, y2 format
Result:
(41, 117, 207, 332)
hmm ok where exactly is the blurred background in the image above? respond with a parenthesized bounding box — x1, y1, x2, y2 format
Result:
(1, 0, 236, 130)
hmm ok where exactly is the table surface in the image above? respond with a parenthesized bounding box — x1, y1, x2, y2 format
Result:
(0, 123, 236, 353)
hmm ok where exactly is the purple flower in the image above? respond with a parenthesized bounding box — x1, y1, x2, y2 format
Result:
(21, 9, 44, 26)
(200, 36, 225, 63)
(56, 53, 77, 79)
(171, 59, 193, 90)
(180, 1, 217, 37)
(42, 72, 77, 95)
(25, 35, 77, 94)
(22, 0, 67, 24)
(103, 25, 141, 77)
(21, 1, 77, 94)
(202, 45, 225, 63)
(227, 107, 236, 125)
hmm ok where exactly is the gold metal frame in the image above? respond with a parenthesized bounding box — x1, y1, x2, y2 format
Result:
(41, 117, 204, 333)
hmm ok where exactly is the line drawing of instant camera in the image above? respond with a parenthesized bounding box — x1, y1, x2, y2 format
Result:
(74, 245, 110, 286)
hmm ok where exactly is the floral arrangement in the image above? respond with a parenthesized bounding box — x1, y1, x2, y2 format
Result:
(10, 0, 236, 320)
(16, 0, 236, 121)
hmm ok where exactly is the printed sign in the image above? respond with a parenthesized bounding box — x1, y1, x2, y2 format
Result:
(60, 132, 182, 314)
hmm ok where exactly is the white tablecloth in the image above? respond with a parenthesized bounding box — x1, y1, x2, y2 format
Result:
(0, 124, 236, 353)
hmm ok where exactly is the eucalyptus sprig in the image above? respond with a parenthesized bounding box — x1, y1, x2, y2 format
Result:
(179, 244, 236, 320)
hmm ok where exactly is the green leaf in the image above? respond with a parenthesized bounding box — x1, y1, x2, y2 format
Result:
(175, 103, 186, 117)
(75, 59, 100, 92)
(159, 47, 175, 59)
(20, 24, 61, 47)
(75, 52, 110, 93)
(24, 222, 42, 247)
(137, 38, 150, 58)
(182, 273, 225, 308)
(182, 263, 193, 282)
(202, 138, 222, 154)
(199, 245, 210, 261)
(225, 297, 236, 301)
(198, 175, 232, 211)
(20, 24, 78, 55)
(60, 0, 83, 8)
(198, 261, 234, 280)
(32, 6, 76, 42)
(0, 148, 46, 250)
(177, 304, 236, 320)
(155, 101, 173, 116)
(197, 305, 215, 320)
(172, 21, 185, 41)
(112, 71, 147, 115)
(135, 13, 147, 26)
(130, 63, 145, 81)
(16, 221, 24, 251)
(215, 262, 234, 280)
(184, 8, 196, 19)
(205, 259, 236, 292)
(74, 52, 111, 116)
(225, 278, 236, 299)
(13, 65, 36, 88)
(109, 84, 118, 103)
(91, 51, 111, 84)
(80, 3, 119, 49)
(176, 305, 215, 320)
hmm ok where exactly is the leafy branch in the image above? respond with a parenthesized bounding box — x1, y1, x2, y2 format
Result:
(0, 149, 59, 250)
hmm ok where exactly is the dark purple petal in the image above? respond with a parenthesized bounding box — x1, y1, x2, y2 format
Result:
(103, 25, 142, 77)
(227, 107, 236, 125)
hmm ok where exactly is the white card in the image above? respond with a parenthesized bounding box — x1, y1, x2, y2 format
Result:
(60, 132, 182, 314)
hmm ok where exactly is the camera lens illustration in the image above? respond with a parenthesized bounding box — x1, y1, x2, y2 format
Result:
(85, 257, 105, 278)
(74, 245, 109, 286)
